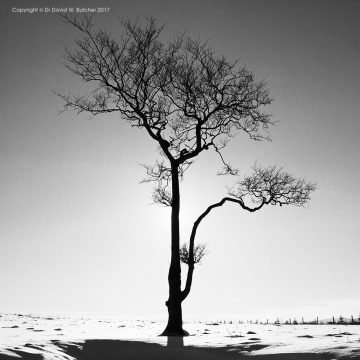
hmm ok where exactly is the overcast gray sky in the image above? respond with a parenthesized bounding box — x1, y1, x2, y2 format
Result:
(1, 0, 359, 321)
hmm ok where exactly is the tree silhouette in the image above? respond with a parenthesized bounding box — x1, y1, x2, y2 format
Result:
(58, 15, 315, 336)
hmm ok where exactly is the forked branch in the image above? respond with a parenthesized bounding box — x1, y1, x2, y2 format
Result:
(181, 164, 316, 301)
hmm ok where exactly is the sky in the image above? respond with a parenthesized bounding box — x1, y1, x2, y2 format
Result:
(1, 0, 360, 322)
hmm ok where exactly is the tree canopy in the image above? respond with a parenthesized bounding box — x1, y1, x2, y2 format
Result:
(59, 16, 273, 201)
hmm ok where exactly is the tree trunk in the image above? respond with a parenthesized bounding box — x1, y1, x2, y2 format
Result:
(162, 298, 188, 336)
(160, 164, 188, 336)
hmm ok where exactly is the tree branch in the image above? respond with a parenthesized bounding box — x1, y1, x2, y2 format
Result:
(181, 164, 316, 301)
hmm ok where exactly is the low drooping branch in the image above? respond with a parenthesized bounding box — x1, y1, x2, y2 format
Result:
(180, 196, 264, 301)
(181, 164, 316, 301)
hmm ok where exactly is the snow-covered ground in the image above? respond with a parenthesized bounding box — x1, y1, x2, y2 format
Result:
(1, 313, 360, 359)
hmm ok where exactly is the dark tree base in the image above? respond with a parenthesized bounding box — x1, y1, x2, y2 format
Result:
(159, 327, 190, 337)
(161, 298, 188, 336)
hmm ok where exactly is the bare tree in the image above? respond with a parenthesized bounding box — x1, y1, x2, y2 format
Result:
(58, 15, 315, 336)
